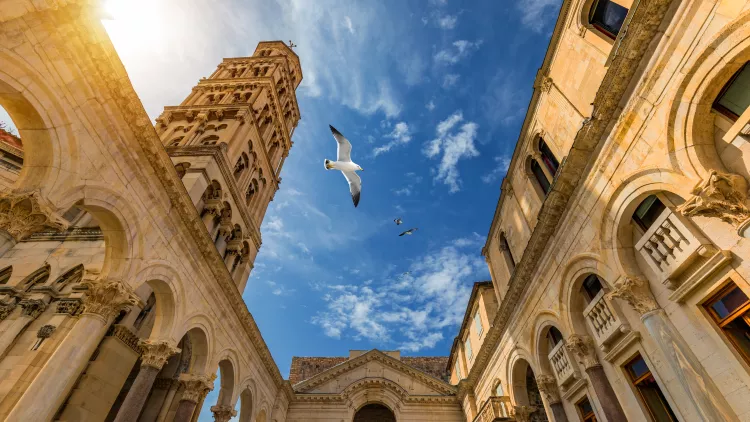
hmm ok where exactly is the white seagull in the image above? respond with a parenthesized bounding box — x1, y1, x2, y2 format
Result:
(325, 125, 363, 207)
(399, 228, 418, 237)
(394, 218, 403, 225)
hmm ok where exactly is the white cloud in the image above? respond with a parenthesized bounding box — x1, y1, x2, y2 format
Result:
(434, 39, 483, 65)
(442, 74, 460, 88)
(344, 16, 355, 34)
(482, 156, 512, 184)
(426, 100, 436, 111)
(312, 239, 487, 351)
(437, 14, 458, 29)
(481, 70, 527, 128)
(517, 0, 560, 32)
(423, 111, 480, 193)
(392, 172, 423, 196)
(373, 122, 412, 156)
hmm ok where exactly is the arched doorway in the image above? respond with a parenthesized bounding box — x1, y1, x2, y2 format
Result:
(511, 359, 548, 422)
(353, 403, 396, 422)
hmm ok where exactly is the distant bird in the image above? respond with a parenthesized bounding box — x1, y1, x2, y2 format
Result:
(399, 228, 418, 237)
(288, 40, 297, 48)
(325, 125, 363, 207)
(402, 271, 411, 276)
(394, 218, 403, 225)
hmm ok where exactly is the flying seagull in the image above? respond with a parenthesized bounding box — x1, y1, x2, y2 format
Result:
(325, 125, 363, 207)
(399, 228, 418, 236)
(394, 218, 403, 225)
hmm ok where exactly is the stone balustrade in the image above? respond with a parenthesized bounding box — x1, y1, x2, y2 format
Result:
(583, 290, 629, 351)
(548, 340, 577, 386)
(473, 396, 513, 422)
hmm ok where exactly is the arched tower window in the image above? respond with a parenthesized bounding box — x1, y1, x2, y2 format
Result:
(23, 264, 50, 292)
(201, 135, 220, 146)
(498, 231, 516, 274)
(713, 62, 750, 121)
(589, 0, 629, 39)
(539, 138, 559, 177)
(531, 159, 551, 194)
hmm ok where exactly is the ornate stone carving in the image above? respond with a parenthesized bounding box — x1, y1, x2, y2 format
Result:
(107, 324, 141, 353)
(19, 299, 46, 319)
(0, 191, 69, 242)
(535, 374, 561, 404)
(536, 75, 553, 93)
(81, 278, 141, 321)
(677, 170, 750, 228)
(565, 334, 600, 370)
(607, 277, 659, 316)
(210, 405, 237, 422)
(513, 405, 537, 422)
(37, 324, 56, 339)
(139, 339, 180, 369)
(180, 373, 216, 404)
(0, 302, 16, 320)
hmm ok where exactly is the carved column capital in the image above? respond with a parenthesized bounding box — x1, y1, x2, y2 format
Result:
(36, 324, 56, 339)
(139, 339, 181, 369)
(0, 191, 69, 242)
(19, 299, 46, 319)
(607, 277, 659, 316)
(203, 199, 224, 216)
(81, 278, 141, 321)
(179, 373, 216, 404)
(210, 405, 237, 422)
(535, 374, 561, 404)
(513, 405, 537, 422)
(0, 302, 16, 320)
(677, 170, 750, 229)
(565, 334, 600, 369)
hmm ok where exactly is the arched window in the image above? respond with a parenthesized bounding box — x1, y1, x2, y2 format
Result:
(498, 232, 515, 274)
(234, 153, 249, 179)
(538, 138, 559, 177)
(589, 0, 629, 39)
(23, 264, 50, 292)
(200, 135, 220, 146)
(713, 62, 750, 121)
(546, 326, 564, 351)
(134, 293, 155, 330)
(246, 179, 258, 206)
(494, 380, 504, 396)
(168, 137, 183, 147)
(531, 159, 551, 194)
(580, 274, 604, 304)
(54, 264, 83, 286)
(632, 195, 666, 232)
(0, 266, 11, 284)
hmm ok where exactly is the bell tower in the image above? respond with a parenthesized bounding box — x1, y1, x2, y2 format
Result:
(154, 41, 302, 292)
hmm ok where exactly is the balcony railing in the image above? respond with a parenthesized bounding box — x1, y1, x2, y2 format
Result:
(634, 208, 712, 288)
(548, 340, 577, 386)
(473, 396, 513, 422)
(583, 290, 630, 351)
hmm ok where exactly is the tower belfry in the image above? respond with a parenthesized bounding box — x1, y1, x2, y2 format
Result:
(154, 41, 302, 292)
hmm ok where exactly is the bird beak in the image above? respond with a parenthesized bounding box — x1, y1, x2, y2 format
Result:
(360, 167, 364, 171)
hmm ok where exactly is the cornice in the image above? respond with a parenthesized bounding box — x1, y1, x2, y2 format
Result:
(468, 0, 675, 387)
(64, 6, 286, 387)
(166, 145, 262, 249)
(293, 377, 458, 405)
(293, 350, 456, 396)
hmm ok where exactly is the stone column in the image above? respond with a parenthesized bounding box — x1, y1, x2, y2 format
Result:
(5, 278, 140, 422)
(201, 200, 222, 233)
(215, 219, 232, 256)
(513, 405, 537, 422)
(536, 375, 567, 422)
(0, 299, 45, 357)
(565, 335, 626, 422)
(608, 277, 737, 421)
(113, 340, 181, 422)
(156, 380, 180, 422)
(173, 374, 215, 422)
(211, 404, 237, 422)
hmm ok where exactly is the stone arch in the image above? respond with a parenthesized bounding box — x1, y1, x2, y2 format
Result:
(353, 403, 396, 422)
(667, 9, 750, 181)
(508, 353, 547, 421)
(176, 317, 213, 375)
(201, 135, 220, 145)
(491, 378, 505, 396)
(255, 406, 269, 422)
(343, 378, 404, 421)
(216, 357, 237, 406)
(132, 263, 183, 341)
(531, 311, 567, 377)
(20, 263, 50, 291)
(238, 386, 254, 422)
(599, 168, 694, 277)
(559, 253, 620, 336)
(52, 264, 84, 287)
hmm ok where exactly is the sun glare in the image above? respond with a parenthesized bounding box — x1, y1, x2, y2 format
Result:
(102, 0, 171, 57)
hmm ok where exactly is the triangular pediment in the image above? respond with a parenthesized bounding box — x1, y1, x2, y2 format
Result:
(293, 350, 456, 396)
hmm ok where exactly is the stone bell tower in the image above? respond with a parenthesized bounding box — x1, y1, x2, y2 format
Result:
(154, 41, 302, 292)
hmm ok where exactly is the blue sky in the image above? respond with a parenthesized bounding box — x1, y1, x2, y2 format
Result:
(91, 0, 558, 418)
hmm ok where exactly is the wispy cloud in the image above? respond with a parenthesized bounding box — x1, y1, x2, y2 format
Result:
(373, 122, 413, 156)
(312, 239, 487, 351)
(442, 74, 460, 89)
(344, 16, 355, 34)
(481, 70, 527, 129)
(517, 0, 560, 32)
(392, 172, 423, 196)
(426, 100, 436, 111)
(437, 14, 458, 29)
(423, 111, 480, 193)
(434, 39, 483, 64)
(482, 156, 512, 184)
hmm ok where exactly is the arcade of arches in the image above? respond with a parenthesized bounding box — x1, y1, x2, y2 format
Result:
(3, 1, 750, 422)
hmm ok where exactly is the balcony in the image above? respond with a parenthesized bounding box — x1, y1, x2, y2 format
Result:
(473, 396, 513, 422)
(583, 290, 630, 352)
(634, 208, 714, 290)
(548, 340, 578, 386)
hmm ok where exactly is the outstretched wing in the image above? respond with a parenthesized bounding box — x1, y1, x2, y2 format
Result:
(342, 171, 361, 208)
(399, 230, 409, 236)
(330, 125, 353, 162)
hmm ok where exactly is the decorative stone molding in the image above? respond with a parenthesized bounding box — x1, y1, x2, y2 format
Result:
(106, 324, 141, 354)
(139, 339, 181, 369)
(179, 373, 216, 404)
(37, 324, 56, 339)
(153, 377, 177, 390)
(535, 374, 561, 404)
(210, 405, 236, 422)
(513, 405, 537, 422)
(677, 170, 750, 232)
(0, 302, 16, 320)
(19, 299, 46, 319)
(81, 278, 141, 321)
(607, 277, 659, 316)
(0, 191, 69, 242)
(565, 335, 600, 370)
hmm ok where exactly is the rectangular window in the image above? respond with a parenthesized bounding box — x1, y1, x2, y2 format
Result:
(715, 63, 750, 120)
(474, 312, 484, 337)
(589, 0, 629, 39)
(704, 282, 750, 365)
(624, 354, 678, 422)
(454, 360, 462, 380)
(576, 397, 597, 422)
(465, 338, 473, 361)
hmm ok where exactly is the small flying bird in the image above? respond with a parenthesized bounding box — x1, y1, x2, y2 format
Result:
(288, 40, 297, 48)
(325, 125, 364, 207)
(394, 218, 403, 225)
(399, 228, 418, 237)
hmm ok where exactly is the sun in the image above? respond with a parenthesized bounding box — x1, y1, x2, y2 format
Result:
(101, 0, 170, 57)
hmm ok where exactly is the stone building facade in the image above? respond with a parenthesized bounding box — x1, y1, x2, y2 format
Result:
(449, 0, 750, 421)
